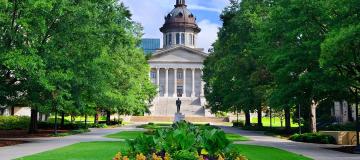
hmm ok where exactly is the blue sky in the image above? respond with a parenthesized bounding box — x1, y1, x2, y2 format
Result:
(120, 0, 230, 52)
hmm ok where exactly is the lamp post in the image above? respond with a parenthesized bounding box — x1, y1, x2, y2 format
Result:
(269, 107, 272, 129)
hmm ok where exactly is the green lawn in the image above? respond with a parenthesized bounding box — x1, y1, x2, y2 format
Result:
(226, 133, 250, 142)
(107, 131, 249, 142)
(18, 141, 311, 160)
(17, 141, 128, 160)
(105, 131, 146, 139)
(251, 117, 299, 127)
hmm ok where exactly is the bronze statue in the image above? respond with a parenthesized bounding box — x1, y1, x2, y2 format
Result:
(176, 98, 181, 113)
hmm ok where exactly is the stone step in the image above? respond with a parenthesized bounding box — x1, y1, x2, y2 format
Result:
(130, 116, 229, 123)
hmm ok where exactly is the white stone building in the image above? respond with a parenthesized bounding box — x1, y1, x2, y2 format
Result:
(147, 0, 210, 116)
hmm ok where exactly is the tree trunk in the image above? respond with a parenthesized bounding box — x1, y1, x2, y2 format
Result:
(85, 115, 88, 128)
(28, 107, 38, 134)
(61, 112, 65, 128)
(10, 106, 15, 116)
(106, 110, 111, 125)
(310, 100, 318, 133)
(54, 109, 58, 135)
(94, 113, 99, 124)
(244, 110, 251, 126)
(285, 107, 291, 131)
(257, 106, 263, 127)
(348, 102, 354, 122)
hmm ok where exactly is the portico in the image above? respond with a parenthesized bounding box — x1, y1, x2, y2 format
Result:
(150, 66, 204, 98)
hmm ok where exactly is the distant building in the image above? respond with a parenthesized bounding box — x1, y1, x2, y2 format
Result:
(141, 38, 160, 54)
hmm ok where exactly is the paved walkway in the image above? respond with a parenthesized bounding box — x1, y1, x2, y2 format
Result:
(0, 125, 143, 160)
(220, 126, 360, 160)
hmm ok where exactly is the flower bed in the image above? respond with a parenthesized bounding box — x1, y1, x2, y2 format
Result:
(114, 121, 247, 160)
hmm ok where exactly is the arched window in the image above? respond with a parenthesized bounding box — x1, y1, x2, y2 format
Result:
(165, 34, 168, 46)
(181, 33, 185, 45)
(169, 33, 172, 45)
(176, 33, 180, 44)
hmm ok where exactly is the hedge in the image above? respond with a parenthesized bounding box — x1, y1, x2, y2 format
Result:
(0, 116, 30, 130)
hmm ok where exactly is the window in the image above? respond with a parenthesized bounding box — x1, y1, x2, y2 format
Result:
(177, 72, 183, 79)
(151, 72, 156, 79)
(189, 34, 193, 45)
(181, 33, 185, 45)
(168, 33, 172, 45)
(192, 35, 195, 45)
(176, 33, 180, 44)
(165, 35, 168, 46)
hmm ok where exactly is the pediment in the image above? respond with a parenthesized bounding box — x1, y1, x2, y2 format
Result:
(148, 46, 207, 63)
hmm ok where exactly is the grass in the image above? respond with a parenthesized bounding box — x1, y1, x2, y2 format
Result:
(226, 133, 250, 142)
(18, 141, 312, 160)
(105, 131, 145, 140)
(251, 117, 299, 127)
(232, 144, 312, 160)
(106, 131, 250, 142)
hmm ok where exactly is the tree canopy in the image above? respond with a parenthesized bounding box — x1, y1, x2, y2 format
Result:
(0, 0, 156, 132)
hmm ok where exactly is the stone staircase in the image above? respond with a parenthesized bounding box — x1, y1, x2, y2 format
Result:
(130, 116, 229, 123)
(150, 97, 205, 116)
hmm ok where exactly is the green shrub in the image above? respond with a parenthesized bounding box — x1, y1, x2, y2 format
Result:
(89, 123, 108, 128)
(289, 133, 336, 144)
(232, 120, 245, 127)
(38, 121, 88, 130)
(124, 121, 245, 160)
(0, 116, 30, 130)
(320, 123, 356, 131)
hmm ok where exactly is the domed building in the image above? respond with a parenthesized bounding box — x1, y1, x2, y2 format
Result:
(148, 0, 211, 117)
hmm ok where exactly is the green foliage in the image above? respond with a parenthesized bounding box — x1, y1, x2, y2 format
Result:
(204, 0, 359, 133)
(289, 133, 336, 144)
(125, 121, 232, 159)
(0, 0, 156, 133)
(172, 150, 197, 160)
(0, 116, 29, 130)
(320, 123, 356, 131)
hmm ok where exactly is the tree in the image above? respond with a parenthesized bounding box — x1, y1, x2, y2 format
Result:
(0, 0, 156, 133)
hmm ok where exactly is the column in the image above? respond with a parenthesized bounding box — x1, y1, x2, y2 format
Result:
(191, 68, 195, 97)
(156, 68, 160, 95)
(165, 68, 169, 97)
(200, 70, 204, 97)
(173, 68, 177, 97)
(182, 68, 186, 98)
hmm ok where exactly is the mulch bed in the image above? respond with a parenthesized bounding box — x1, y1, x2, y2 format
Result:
(326, 146, 357, 154)
(0, 140, 27, 147)
(0, 129, 70, 138)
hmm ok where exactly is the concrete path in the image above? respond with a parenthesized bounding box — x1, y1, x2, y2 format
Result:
(0, 125, 143, 160)
(220, 126, 360, 160)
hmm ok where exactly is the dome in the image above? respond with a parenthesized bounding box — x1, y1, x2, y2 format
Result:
(160, 0, 201, 33)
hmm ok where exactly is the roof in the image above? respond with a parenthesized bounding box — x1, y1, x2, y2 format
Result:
(150, 45, 208, 59)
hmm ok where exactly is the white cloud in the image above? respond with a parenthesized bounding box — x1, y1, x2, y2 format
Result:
(197, 20, 220, 52)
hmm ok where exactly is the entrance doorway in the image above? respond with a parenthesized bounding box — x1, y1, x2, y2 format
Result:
(177, 86, 183, 97)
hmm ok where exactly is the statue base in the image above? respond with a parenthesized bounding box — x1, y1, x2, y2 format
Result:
(174, 112, 185, 122)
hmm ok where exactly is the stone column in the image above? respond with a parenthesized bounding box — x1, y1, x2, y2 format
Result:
(200, 70, 204, 97)
(165, 68, 169, 97)
(182, 68, 186, 98)
(174, 68, 177, 97)
(191, 68, 195, 97)
(156, 68, 160, 95)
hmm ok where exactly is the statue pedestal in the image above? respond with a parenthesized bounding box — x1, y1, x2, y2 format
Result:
(174, 112, 185, 122)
